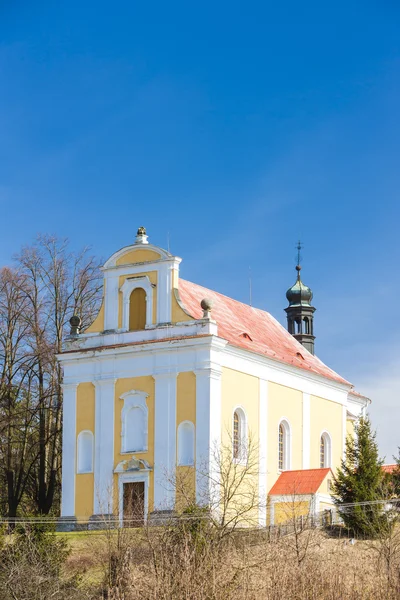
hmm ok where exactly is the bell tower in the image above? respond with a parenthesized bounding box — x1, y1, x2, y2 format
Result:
(285, 242, 316, 355)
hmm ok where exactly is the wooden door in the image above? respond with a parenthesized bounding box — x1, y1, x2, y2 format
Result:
(123, 481, 145, 527)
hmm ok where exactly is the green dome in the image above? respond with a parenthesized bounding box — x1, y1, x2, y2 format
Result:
(286, 266, 313, 307)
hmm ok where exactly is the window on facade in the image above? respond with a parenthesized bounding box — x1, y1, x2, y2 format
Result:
(278, 420, 290, 471)
(320, 433, 331, 468)
(129, 287, 146, 331)
(77, 431, 94, 473)
(232, 408, 247, 461)
(124, 407, 146, 452)
(233, 411, 240, 459)
(177, 421, 195, 466)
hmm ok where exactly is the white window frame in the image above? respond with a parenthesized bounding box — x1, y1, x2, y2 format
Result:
(120, 276, 153, 331)
(177, 420, 195, 466)
(278, 418, 291, 471)
(76, 430, 94, 474)
(320, 430, 332, 468)
(232, 406, 247, 464)
(120, 390, 149, 453)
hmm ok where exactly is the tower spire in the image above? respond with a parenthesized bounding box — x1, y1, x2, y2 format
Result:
(284, 243, 316, 355)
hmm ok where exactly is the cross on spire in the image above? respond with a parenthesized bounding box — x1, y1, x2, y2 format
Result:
(296, 240, 303, 268)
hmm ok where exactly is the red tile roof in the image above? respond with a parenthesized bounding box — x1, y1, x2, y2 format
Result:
(178, 279, 350, 385)
(382, 464, 398, 474)
(269, 468, 332, 495)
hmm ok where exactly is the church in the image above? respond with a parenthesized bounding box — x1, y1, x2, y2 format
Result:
(58, 228, 369, 528)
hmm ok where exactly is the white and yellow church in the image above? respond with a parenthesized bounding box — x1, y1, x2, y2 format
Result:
(58, 228, 369, 527)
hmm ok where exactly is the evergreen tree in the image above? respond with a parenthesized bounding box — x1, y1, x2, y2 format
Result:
(333, 416, 385, 537)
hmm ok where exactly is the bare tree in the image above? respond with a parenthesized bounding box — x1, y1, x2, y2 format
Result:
(0, 236, 102, 519)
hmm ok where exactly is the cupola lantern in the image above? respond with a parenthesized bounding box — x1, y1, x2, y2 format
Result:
(284, 242, 316, 355)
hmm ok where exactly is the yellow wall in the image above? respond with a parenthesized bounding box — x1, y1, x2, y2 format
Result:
(75, 383, 95, 519)
(221, 368, 259, 447)
(116, 249, 161, 265)
(310, 396, 343, 472)
(274, 500, 310, 524)
(220, 368, 259, 524)
(268, 382, 303, 491)
(176, 372, 196, 506)
(113, 376, 155, 513)
(346, 418, 355, 439)
(85, 286, 105, 333)
(118, 271, 157, 328)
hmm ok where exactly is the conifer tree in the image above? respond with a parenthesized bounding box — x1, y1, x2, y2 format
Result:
(333, 416, 385, 537)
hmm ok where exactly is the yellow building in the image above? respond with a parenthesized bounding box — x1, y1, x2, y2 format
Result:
(58, 227, 369, 528)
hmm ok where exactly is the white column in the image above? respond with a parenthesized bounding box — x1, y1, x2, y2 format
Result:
(94, 378, 116, 515)
(342, 404, 347, 461)
(302, 392, 311, 469)
(153, 372, 177, 510)
(258, 379, 268, 527)
(195, 366, 222, 506)
(104, 274, 119, 330)
(61, 383, 78, 517)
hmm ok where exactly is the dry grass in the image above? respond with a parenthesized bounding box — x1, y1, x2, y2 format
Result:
(55, 526, 400, 600)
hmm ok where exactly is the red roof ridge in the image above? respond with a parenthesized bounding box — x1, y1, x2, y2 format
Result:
(178, 278, 351, 386)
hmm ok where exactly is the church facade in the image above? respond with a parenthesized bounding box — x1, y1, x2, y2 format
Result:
(58, 228, 369, 527)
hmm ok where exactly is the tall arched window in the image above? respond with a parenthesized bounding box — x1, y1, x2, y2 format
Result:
(278, 420, 290, 471)
(77, 431, 94, 473)
(320, 432, 332, 468)
(177, 421, 195, 466)
(125, 407, 146, 452)
(232, 408, 247, 461)
(129, 288, 146, 331)
(121, 390, 149, 453)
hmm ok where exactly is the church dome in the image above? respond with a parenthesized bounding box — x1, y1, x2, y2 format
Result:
(286, 266, 313, 307)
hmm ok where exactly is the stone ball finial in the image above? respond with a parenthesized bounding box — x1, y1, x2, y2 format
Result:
(69, 315, 81, 336)
(200, 298, 213, 318)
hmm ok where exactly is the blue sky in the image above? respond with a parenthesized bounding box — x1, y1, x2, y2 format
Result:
(1, 1, 399, 458)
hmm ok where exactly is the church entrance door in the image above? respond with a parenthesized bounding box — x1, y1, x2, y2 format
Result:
(123, 481, 145, 527)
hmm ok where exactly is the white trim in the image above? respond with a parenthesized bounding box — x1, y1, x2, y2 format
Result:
(120, 276, 153, 330)
(103, 243, 175, 269)
(177, 420, 195, 466)
(93, 378, 115, 515)
(342, 404, 347, 461)
(61, 383, 77, 517)
(153, 372, 177, 510)
(118, 470, 149, 524)
(120, 390, 149, 453)
(232, 405, 247, 464)
(258, 379, 268, 527)
(302, 393, 310, 469)
(195, 366, 222, 506)
(76, 430, 94, 474)
(319, 430, 332, 468)
(278, 418, 291, 471)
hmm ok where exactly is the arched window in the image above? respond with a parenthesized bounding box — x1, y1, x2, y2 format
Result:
(232, 408, 247, 461)
(121, 390, 149, 453)
(129, 288, 146, 331)
(77, 431, 94, 473)
(278, 420, 291, 471)
(304, 317, 310, 334)
(320, 432, 332, 468)
(177, 421, 195, 466)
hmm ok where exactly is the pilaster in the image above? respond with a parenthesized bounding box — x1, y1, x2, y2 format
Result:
(258, 379, 268, 526)
(195, 366, 222, 505)
(153, 371, 177, 510)
(302, 392, 311, 469)
(93, 378, 116, 514)
(61, 382, 78, 517)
